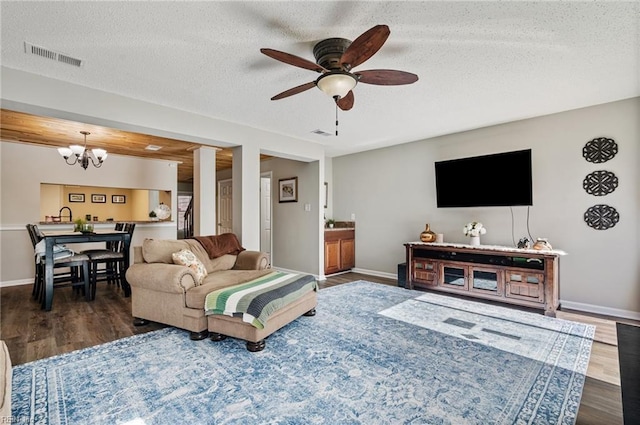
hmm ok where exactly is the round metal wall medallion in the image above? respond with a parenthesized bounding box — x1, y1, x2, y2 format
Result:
(584, 204, 619, 230)
(583, 170, 619, 196)
(582, 137, 618, 163)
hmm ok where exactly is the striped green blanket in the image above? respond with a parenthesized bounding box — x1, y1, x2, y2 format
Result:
(204, 271, 318, 329)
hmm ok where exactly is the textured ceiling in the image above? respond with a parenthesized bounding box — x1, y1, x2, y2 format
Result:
(1, 1, 639, 158)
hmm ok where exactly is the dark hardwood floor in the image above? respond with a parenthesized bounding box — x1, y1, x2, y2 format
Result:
(0, 272, 635, 424)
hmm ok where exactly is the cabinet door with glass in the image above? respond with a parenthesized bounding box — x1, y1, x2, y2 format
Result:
(469, 266, 504, 297)
(439, 263, 469, 291)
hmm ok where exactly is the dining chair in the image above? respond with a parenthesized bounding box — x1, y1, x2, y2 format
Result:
(26, 224, 91, 308)
(84, 222, 135, 299)
(80, 221, 124, 285)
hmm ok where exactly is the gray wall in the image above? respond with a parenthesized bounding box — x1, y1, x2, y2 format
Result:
(261, 158, 321, 275)
(332, 97, 640, 318)
(212, 159, 322, 276)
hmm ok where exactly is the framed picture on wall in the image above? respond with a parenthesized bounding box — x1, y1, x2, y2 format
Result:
(112, 195, 126, 204)
(278, 177, 298, 203)
(69, 193, 85, 203)
(91, 194, 107, 203)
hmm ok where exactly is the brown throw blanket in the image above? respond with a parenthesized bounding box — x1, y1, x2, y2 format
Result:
(194, 234, 246, 259)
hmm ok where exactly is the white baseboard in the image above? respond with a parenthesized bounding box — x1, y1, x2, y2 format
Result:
(560, 300, 640, 321)
(0, 279, 32, 288)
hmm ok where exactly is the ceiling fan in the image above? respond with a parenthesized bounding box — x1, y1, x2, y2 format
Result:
(260, 24, 418, 112)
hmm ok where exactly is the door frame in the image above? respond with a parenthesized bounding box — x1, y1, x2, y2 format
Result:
(260, 171, 273, 266)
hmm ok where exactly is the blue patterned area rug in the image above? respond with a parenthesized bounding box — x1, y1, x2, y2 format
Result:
(12, 281, 594, 425)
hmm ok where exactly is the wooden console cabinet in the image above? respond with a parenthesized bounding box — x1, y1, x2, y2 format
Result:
(405, 242, 565, 317)
(325, 229, 355, 275)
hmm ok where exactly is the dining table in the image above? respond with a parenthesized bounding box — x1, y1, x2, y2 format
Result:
(40, 229, 132, 311)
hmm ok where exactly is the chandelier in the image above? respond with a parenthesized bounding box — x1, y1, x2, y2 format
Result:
(57, 131, 108, 170)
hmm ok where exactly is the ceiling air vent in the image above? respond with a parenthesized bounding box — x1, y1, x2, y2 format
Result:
(24, 42, 83, 67)
(311, 129, 333, 137)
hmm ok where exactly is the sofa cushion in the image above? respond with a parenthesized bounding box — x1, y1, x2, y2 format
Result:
(185, 269, 273, 309)
(142, 239, 190, 264)
(172, 249, 208, 285)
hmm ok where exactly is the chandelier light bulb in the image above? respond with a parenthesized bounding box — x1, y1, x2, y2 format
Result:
(92, 148, 107, 161)
(69, 145, 85, 156)
(57, 147, 73, 159)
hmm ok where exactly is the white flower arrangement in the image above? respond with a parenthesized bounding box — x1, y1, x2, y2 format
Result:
(463, 221, 487, 237)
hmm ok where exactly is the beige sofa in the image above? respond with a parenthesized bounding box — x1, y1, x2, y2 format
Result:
(0, 340, 11, 421)
(126, 238, 317, 351)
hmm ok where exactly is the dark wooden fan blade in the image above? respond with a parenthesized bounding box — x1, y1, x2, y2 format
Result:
(271, 81, 317, 100)
(340, 25, 390, 70)
(336, 91, 354, 111)
(356, 69, 419, 85)
(260, 48, 327, 73)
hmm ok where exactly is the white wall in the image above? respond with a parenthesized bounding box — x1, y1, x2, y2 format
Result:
(0, 142, 178, 285)
(332, 97, 640, 318)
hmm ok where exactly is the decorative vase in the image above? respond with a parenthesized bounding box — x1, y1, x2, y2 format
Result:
(532, 238, 552, 250)
(420, 224, 437, 243)
(469, 235, 480, 246)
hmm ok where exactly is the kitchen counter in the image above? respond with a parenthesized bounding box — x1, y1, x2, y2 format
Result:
(38, 220, 173, 225)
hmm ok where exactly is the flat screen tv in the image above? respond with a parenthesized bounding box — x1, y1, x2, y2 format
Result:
(435, 149, 533, 208)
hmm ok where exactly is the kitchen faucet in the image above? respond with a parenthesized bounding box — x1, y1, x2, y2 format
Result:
(59, 206, 72, 222)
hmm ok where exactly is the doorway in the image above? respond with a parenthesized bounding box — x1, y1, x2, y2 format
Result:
(217, 179, 233, 234)
(260, 172, 273, 266)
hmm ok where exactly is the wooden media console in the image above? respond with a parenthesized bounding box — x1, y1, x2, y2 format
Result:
(404, 242, 566, 317)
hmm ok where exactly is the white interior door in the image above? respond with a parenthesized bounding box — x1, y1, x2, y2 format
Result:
(260, 174, 272, 265)
(217, 179, 233, 234)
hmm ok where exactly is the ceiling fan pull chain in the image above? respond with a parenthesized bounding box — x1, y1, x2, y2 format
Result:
(334, 97, 339, 136)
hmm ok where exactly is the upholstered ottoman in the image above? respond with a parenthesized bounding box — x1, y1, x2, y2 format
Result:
(205, 272, 318, 351)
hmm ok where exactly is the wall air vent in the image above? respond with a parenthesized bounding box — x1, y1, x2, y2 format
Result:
(24, 42, 83, 67)
(311, 129, 333, 137)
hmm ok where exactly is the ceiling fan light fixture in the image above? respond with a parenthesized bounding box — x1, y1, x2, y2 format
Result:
(316, 72, 357, 99)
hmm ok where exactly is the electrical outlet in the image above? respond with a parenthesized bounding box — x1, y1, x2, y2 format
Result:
(304, 203, 311, 212)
